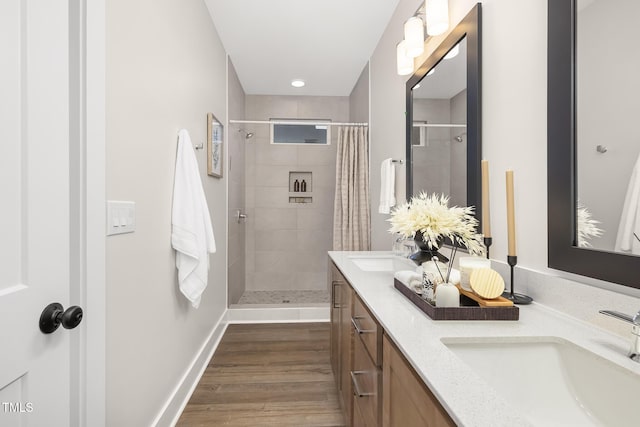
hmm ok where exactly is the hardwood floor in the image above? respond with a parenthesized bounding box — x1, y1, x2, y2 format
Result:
(177, 323, 346, 426)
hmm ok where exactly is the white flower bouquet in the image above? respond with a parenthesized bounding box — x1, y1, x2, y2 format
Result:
(577, 203, 603, 248)
(388, 192, 484, 257)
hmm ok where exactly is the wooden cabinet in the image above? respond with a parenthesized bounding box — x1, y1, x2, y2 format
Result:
(382, 334, 456, 427)
(330, 262, 341, 376)
(352, 295, 383, 366)
(352, 323, 380, 426)
(340, 280, 354, 421)
(330, 262, 353, 423)
(351, 294, 382, 426)
(330, 260, 455, 427)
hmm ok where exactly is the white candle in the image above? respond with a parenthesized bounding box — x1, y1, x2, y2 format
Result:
(482, 160, 491, 237)
(458, 256, 492, 291)
(506, 170, 516, 256)
(435, 282, 460, 307)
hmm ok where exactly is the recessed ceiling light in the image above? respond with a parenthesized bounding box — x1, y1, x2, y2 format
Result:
(291, 79, 305, 88)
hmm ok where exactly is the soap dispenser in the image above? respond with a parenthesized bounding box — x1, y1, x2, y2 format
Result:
(294, 179, 300, 192)
(301, 179, 307, 192)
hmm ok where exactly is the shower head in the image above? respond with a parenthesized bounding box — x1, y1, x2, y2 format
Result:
(238, 129, 254, 139)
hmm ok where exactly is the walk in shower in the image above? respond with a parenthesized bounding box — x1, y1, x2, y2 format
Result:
(227, 90, 350, 309)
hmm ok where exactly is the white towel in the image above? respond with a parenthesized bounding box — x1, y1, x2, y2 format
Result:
(171, 129, 216, 308)
(378, 158, 396, 214)
(615, 153, 640, 254)
(394, 270, 422, 288)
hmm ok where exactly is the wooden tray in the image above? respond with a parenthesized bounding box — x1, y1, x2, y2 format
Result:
(394, 279, 519, 321)
(456, 285, 513, 307)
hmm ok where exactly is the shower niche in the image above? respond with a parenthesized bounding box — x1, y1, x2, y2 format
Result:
(289, 171, 312, 203)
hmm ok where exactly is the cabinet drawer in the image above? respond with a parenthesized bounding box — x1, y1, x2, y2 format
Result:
(351, 329, 380, 427)
(352, 396, 367, 427)
(382, 334, 456, 427)
(352, 295, 382, 366)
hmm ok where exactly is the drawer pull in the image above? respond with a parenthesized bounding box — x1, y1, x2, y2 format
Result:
(332, 281, 341, 309)
(350, 371, 374, 397)
(351, 316, 375, 334)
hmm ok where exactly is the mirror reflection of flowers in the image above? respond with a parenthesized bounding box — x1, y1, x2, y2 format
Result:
(577, 203, 603, 247)
(388, 192, 484, 256)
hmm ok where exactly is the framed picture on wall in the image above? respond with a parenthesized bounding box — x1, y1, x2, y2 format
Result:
(207, 112, 223, 178)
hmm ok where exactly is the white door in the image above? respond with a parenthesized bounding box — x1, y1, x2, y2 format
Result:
(0, 1, 80, 425)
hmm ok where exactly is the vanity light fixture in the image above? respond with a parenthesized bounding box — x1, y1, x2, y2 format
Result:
(291, 79, 305, 88)
(404, 16, 425, 57)
(397, 1, 450, 75)
(396, 41, 413, 75)
(425, 0, 450, 36)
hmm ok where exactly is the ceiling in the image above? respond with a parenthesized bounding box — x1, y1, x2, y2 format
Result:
(204, 0, 400, 96)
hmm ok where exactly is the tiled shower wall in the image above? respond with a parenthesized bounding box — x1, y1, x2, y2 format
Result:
(244, 95, 349, 292)
(411, 89, 467, 207)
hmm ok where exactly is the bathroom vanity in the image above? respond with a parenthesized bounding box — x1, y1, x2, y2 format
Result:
(329, 251, 640, 427)
(330, 258, 454, 427)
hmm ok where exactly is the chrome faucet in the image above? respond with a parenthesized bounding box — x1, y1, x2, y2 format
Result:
(599, 309, 640, 362)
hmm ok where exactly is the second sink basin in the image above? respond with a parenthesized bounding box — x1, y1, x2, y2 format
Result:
(348, 255, 416, 272)
(442, 336, 640, 426)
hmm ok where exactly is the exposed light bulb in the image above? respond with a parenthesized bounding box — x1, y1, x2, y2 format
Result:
(404, 16, 425, 58)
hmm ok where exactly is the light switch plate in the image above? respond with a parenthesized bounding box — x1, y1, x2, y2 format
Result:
(107, 201, 136, 236)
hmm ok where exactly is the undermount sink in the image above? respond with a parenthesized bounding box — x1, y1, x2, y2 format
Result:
(442, 336, 640, 426)
(348, 255, 415, 272)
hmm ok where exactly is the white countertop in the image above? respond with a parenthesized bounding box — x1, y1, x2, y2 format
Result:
(329, 251, 640, 427)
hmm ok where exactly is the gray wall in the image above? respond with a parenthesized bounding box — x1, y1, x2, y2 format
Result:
(370, 0, 551, 269)
(576, 0, 640, 251)
(370, 0, 422, 251)
(228, 60, 246, 304)
(244, 96, 348, 292)
(105, 0, 227, 424)
(350, 63, 370, 123)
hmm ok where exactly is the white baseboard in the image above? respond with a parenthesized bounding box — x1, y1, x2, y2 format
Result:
(227, 306, 329, 323)
(152, 311, 229, 427)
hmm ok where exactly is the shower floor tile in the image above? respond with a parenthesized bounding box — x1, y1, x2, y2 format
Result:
(237, 290, 330, 305)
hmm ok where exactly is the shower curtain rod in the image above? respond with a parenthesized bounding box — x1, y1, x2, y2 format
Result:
(412, 123, 467, 128)
(229, 119, 368, 127)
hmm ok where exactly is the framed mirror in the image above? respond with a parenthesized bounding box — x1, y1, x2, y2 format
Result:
(548, 0, 640, 288)
(406, 4, 482, 222)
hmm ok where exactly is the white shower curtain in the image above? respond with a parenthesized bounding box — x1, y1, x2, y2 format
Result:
(333, 126, 371, 251)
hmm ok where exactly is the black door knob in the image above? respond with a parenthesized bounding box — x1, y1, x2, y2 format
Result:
(39, 303, 84, 334)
